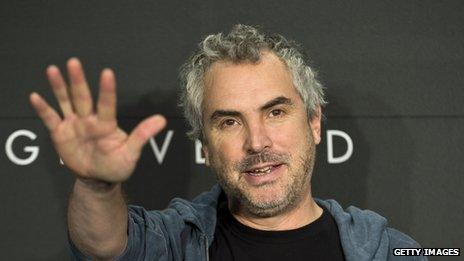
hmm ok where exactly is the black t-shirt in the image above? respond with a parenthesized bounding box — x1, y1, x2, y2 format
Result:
(209, 200, 345, 261)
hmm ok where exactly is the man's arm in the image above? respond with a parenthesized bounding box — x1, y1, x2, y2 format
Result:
(29, 58, 166, 259)
(68, 180, 127, 259)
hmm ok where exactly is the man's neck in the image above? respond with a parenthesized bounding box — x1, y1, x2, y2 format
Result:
(230, 194, 323, 231)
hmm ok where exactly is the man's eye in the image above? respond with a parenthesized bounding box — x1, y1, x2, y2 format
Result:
(270, 109, 284, 117)
(221, 119, 237, 128)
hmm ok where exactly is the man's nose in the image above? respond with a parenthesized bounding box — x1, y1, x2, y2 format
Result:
(243, 121, 272, 154)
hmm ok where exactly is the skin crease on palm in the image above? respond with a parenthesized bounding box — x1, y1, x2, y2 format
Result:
(202, 51, 323, 230)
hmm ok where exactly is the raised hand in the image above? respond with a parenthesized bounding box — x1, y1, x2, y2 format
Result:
(30, 58, 166, 183)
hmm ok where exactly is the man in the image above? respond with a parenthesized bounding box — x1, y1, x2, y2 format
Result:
(30, 25, 423, 260)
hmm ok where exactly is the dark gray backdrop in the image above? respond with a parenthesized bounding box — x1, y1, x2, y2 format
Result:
(1, 0, 463, 260)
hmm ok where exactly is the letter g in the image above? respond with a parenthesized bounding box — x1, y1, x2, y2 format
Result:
(5, 129, 39, 165)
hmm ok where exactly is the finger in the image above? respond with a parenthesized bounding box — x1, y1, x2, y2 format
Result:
(97, 68, 116, 122)
(126, 115, 167, 155)
(46, 65, 73, 117)
(29, 92, 62, 131)
(67, 58, 93, 117)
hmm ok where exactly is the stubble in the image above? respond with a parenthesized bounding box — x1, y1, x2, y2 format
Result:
(213, 140, 316, 218)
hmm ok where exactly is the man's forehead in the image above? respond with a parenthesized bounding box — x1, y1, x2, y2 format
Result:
(202, 52, 296, 112)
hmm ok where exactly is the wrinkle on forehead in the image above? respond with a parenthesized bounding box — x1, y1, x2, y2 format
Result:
(202, 52, 295, 116)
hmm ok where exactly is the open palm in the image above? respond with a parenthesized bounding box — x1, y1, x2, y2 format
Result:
(30, 58, 166, 183)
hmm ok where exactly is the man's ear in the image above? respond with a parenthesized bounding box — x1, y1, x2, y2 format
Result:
(202, 143, 210, 166)
(309, 106, 322, 145)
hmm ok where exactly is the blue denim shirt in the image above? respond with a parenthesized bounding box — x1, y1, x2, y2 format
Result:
(70, 184, 425, 260)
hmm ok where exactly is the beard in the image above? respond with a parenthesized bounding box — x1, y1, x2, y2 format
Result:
(212, 140, 316, 218)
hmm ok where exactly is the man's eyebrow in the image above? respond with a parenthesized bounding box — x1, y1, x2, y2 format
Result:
(260, 96, 293, 111)
(209, 96, 293, 121)
(210, 110, 241, 121)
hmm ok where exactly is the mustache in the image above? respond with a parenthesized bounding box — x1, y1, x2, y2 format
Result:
(234, 151, 289, 172)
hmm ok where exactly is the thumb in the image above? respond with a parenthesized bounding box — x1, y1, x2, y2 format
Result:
(126, 115, 167, 155)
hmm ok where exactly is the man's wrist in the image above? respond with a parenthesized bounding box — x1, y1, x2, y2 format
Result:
(74, 177, 121, 194)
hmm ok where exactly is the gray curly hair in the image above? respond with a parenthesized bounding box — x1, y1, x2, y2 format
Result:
(179, 24, 326, 141)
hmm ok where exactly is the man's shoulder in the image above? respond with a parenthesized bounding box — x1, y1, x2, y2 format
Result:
(315, 198, 424, 260)
(166, 184, 222, 220)
(128, 184, 222, 236)
(128, 184, 221, 222)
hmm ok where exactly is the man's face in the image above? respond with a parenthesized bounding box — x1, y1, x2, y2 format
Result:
(202, 52, 321, 218)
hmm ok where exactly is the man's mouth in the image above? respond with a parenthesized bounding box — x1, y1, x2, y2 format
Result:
(241, 163, 285, 186)
(245, 164, 283, 176)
